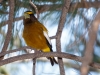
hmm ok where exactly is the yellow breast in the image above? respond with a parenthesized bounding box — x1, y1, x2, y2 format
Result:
(23, 21, 50, 52)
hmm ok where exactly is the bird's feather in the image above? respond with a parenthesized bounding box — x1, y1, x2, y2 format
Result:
(43, 31, 52, 45)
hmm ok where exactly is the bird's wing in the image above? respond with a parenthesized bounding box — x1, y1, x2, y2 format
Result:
(40, 22, 52, 50)
(43, 31, 52, 45)
(43, 31, 53, 52)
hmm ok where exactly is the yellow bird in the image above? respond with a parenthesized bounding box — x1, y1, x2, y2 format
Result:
(23, 11, 58, 66)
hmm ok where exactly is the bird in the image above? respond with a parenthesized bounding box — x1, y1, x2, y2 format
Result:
(23, 11, 58, 66)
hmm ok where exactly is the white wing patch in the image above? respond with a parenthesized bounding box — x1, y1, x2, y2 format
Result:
(43, 31, 52, 45)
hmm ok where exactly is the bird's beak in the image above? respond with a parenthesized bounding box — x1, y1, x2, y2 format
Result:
(23, 13, 30, 19)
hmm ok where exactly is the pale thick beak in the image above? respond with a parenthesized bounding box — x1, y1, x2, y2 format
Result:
(23, 13, 30, 19)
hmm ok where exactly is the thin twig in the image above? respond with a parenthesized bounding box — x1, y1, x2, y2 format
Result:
(32, 50, 38, 75)
(29, 0, 39, 19)
(56, 0, 71, 75)
(50, 35, 56, 39)
(1, 16, 23, 27)
(0, 46, 35, 57)
(67, 31, 87, 49)
(1, 1, 99, 27)
(0, 0, 15, 60)
(32, 58, 36, 75)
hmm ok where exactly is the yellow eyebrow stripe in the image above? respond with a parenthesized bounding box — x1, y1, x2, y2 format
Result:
(26, 12, 33, 14)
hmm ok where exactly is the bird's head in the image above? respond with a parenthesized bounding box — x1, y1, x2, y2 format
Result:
(23, 11, 37, 24)
(23, 11, 34, 19)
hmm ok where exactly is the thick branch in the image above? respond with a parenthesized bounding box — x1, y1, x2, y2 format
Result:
(0, 52, 100, 70)
(1, 0, 15, 59)
(0, 0, 2, 3)
(56, 0, 71, 75)
(0, 52, 81, 66)
(0, 46, 100, 69)
(80, 9, 100, 75)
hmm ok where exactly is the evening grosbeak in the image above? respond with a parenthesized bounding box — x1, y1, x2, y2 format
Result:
(23, 11, 58, 66)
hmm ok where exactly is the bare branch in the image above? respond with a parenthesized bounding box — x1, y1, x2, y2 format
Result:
(37, 1, 100, 13)
(32, 58, 36, 75)
(1, 1, 100, 16)
(0, 0, 15, 60)
(50, 35, 56, 39)
(0, 46, 100, 69)
(29, 0, 39, 19)
(80, 9, 100, 75)
(0, 0, 3, 3)
(0, 46, 34, 57)
(67, 30, 87, 49)
(1, 16, 23, 27)
(1, 1, 100, 27)
(0, 51, 100, 70)
(56, 0, 71, 75)
(0, 52, 82, 66)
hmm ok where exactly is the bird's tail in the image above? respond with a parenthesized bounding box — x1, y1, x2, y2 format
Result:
(48, 57, 58, 66)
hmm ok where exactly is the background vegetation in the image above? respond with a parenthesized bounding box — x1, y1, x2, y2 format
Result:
(0, 0, 100, 75)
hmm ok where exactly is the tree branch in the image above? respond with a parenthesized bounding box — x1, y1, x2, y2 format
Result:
(0, 0, 15, 60)
(1, 1, 100, 15)
(0, 51, 100, 70)
(0, 52, 82, 66)
(0, 0, 3, 3)
(1, 16, 23, 27)
(56, 0, 71, 75)
(0, 46, 34, 57)
(0, 46, 100, 69)
(80, 9, 100, 75)
(1, 1, 100, 27)
(29, 0, 39, 19)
